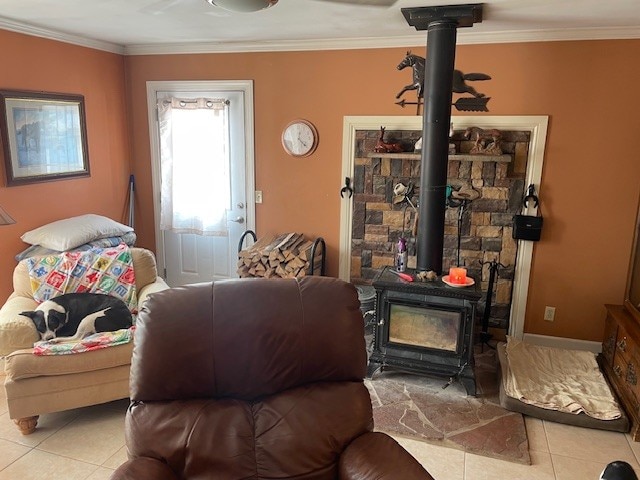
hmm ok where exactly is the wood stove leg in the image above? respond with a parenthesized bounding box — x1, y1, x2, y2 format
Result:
(460, 377, 476, 397)
(14, 416, 39, 435)
(366, 361, 383, 379)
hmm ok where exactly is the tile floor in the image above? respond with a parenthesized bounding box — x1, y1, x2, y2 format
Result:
(0, 375, 639, 480)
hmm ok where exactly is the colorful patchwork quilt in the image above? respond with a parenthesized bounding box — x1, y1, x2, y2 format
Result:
(33, 327, 134, 356)
(33, 326, 135, 355)
(25, 243, 138, 313)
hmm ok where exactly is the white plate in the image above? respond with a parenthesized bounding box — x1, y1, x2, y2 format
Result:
(442, 275, 475, 288)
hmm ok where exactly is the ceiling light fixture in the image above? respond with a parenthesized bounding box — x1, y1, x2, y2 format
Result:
(206, 0, 278, 12)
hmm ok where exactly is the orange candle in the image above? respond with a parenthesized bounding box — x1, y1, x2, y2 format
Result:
(449, 267, 467, 284)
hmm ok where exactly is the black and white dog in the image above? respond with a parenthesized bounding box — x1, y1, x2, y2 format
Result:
(20, 293, 133, 343)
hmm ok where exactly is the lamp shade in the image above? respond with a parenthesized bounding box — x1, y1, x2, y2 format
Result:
(206, 0, 278, 12)
(0, 205, 15, 225)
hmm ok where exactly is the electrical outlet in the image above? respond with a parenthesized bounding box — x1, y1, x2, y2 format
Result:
(255, 190, 263, 204)
(544, 306, 556, 322)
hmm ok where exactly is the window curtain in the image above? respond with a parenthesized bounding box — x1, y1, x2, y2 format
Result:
(158, 97, 230, 236)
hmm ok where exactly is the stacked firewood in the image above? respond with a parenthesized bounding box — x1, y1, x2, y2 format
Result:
(237, 233, 323, 278)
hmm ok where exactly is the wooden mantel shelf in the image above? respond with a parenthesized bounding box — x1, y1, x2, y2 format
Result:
(367, 152, 511, 163)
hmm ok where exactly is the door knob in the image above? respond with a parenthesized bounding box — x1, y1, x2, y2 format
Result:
(230, 216, 245, 224)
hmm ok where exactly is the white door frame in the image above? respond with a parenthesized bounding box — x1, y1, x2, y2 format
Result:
(338, 115, 548, 340)
(146, 80, 256, 279)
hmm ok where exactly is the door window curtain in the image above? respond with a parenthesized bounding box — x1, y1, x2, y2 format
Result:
(158, 97, 231, 236)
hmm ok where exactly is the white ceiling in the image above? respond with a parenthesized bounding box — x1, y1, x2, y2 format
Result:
(0, 0, 639, 55)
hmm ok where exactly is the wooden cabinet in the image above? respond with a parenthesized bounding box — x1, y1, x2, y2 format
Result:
(601, 195, 640, 439)
(602, 305, 640, 440)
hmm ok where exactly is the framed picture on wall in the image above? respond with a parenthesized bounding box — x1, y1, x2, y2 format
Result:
(0, 90, 90, 186)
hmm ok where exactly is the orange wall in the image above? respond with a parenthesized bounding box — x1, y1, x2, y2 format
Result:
(0, 30, 131, 301)
(126, 40, 640, 342)
(1, 29, 639, 343)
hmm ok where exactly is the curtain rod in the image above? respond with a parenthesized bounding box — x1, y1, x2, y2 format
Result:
(163, 98, 229, 106)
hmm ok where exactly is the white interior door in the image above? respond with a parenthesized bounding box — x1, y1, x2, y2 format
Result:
(147, 81, 255, 286)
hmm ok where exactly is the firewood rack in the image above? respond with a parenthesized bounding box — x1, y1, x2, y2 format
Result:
(238, 230, 326, 276)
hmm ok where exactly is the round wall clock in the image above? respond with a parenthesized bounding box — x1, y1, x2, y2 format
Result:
(282, 119, 318, 157)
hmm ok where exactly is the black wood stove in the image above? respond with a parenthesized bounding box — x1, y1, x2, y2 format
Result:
(363, 4, 485, 396)
(367, 266, 481, 395)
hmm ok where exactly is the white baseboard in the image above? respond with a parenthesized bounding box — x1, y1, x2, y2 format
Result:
(522, 333, 602, 354)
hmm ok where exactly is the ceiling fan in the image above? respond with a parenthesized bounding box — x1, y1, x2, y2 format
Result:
(206, 0, 398, 13)
(315, 0, 398, 4)
(143, 0, 397, 16)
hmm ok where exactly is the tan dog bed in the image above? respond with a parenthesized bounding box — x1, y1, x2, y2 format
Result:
(497, 341, 629, 432)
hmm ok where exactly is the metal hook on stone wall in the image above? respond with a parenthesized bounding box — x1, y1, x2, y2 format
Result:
(523, 184, 539, 208)
(340, 177, 353, 198)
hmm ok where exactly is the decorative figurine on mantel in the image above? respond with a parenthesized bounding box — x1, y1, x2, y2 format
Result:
(395, 51, 492, 114)
(416, 270, 438, 282)
(464, 126, 503, 155)
(373, 126, 404, 153)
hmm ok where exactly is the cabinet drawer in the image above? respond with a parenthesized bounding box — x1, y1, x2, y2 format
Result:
(613, 352, 640, 407)
(615, 325, 637, 358)
(616, 323, 640, 365)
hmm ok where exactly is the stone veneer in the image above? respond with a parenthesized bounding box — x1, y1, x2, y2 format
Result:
(350, 128, 531, 329)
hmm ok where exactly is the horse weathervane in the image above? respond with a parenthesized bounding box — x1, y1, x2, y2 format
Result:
(395, 51, 492, 114)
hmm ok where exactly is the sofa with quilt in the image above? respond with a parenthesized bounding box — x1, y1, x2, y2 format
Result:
(0, 245, 168, 434)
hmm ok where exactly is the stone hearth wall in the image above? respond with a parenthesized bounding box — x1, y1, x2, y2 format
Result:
(350, 128, 531, 329)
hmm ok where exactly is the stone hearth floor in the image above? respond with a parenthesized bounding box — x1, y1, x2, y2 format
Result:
(366, 343, 530, 464)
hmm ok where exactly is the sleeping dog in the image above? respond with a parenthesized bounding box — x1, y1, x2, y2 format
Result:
(20, 293, 133, 343)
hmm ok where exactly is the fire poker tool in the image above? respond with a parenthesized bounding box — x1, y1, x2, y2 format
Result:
(388, 269, 414, 282)
(478, 259, 508, 351)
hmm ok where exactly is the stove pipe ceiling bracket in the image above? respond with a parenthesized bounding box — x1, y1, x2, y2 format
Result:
(402, 4, 484, 274)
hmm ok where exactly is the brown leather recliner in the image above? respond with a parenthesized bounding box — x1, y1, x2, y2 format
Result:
(112, 276, 433, 480)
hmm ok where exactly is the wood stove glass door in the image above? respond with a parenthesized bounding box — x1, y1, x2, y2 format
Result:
(387, 303, 462, 353)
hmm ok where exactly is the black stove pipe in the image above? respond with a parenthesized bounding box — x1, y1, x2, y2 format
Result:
(416, 20, 457, 274)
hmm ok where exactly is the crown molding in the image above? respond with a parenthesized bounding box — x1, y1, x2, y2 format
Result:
(123, 34, 427, 55)
(1, 14, 638, 57)
(124, 25, 640, 55)
(462, 25, 640, 45)
(0, 16, 124, 54)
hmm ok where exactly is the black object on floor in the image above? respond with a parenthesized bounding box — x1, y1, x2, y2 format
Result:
(600, 461, 638, 480)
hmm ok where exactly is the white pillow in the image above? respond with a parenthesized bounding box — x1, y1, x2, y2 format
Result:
(21, 214, 134, 251)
